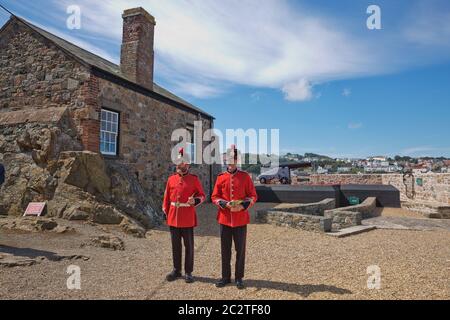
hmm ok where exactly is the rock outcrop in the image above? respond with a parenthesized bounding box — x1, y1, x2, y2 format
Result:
(0, 217, 74, 234)
(88, 235, 125, 251)
(0, 114, 163, 231)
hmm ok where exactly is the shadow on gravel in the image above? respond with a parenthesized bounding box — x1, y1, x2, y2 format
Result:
(194, 276, 352, 297)
(0, 245, 59, 260)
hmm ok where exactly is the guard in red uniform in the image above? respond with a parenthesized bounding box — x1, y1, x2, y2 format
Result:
(162, 148, 206, 283)
(211, 145, 257, 289)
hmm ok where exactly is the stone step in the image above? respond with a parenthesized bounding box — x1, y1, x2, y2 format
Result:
(326, 225, 376, 238)
(402, 201, 450, 219)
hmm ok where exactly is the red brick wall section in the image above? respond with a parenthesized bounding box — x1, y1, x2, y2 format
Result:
(81, 74, 100, 153)
(120, 8, 155, 90)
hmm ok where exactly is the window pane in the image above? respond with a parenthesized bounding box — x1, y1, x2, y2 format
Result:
(100, 109, 119, 155)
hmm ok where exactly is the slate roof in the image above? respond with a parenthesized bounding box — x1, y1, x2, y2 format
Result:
(2, 16, 214, 119)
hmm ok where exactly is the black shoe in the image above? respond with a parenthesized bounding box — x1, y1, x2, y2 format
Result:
(236, 279, 245, 290)
(215, 278, 231, 288)
(166, 270, 182, 282)
(185, 274, 194, 284)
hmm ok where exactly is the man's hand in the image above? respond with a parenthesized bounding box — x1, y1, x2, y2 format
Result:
(230, 205, 244, 212)
(188, 196, 196, 206)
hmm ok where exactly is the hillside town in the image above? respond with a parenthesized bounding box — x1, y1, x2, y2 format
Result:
(282, 153, 450, 175)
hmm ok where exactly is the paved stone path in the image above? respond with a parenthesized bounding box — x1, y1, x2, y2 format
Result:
(363, 216, 450, 231)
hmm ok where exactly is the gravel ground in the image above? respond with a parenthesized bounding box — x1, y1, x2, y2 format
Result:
(0, 203, 449, 300)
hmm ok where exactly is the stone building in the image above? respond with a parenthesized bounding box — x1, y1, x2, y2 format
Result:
(0, 8, 216, 227)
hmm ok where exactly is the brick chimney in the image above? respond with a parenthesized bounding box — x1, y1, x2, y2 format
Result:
(120, 7, 156, 90)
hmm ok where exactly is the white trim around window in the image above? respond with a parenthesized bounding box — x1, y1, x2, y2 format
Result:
(100, 109, 119, 156)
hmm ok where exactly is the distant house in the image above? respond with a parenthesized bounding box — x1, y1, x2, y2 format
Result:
(316, 166, 329, 174)
(337, 167, 352, 173)
(368, 156, 387, 162)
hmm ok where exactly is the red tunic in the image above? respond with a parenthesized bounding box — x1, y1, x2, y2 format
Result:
(211, 170, 258, 228)
(162, 173, 206, 228)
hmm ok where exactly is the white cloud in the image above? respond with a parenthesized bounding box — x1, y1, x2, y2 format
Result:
(174, 82, 223, 99)
(348, 122, 363, 130)
(282, 79, 314, 102)
(50, 0, 380, 100)
(250, 92, 263, 102)
(44, 0, 450, 100)
(402, 1, 450, 48)
(342, 88, 352, 97)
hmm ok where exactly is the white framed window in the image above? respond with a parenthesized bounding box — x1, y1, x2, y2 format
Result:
(100, 109, 119, 156)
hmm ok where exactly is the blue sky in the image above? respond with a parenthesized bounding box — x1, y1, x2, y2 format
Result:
(1, 0, 450, 158)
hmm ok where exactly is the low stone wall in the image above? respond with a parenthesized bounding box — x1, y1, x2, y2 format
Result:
(324, 211, 362, 232)
(256, 210, 332, 233)
(308, 174, 383, 185)
(267, 199, 336, 216)
(402, 201, 450, 219)
(325, 197, 377, 220)
(255, 199, 335, 233)
(323, 197, 376, 231)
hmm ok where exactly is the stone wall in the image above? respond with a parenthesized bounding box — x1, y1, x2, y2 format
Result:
(98, 78, 214, 206)
(256, 210, 332, 233)
(307, 174, 383, 185)
(325, 197, 377, 220)
(265, 199, 336, 216)
(324, 211, 362, 232)
(0, 19, 93, 150)
(381, 174, 450, 205)
(324, 197, 376, 231)
(255, 199, 335, 233)
(306, 174, 450, 207)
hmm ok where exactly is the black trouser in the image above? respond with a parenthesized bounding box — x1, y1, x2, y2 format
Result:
(220, 225, 247, 280)
(170, 227, 194, 274)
